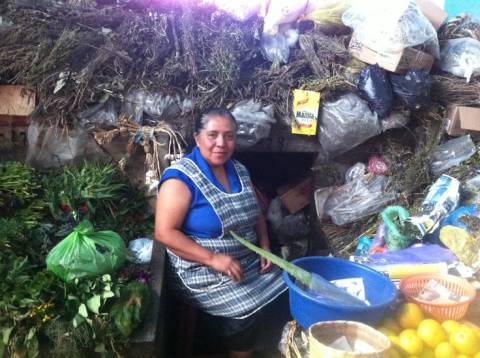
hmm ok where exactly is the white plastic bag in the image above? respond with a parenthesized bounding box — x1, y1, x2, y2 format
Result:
(303, 0, 348, 27)
(318, 93, 381, 156)
(231, 99, 275, 149)
(263, 0, 309, 35)
(201, 0, 264, 22)
(127, 238, 154, 264)
(439, 38, 480, 83)
(430, 135, 476, 176)
(342, 0, 439, 58)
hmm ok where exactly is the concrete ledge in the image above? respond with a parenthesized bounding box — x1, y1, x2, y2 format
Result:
(130, 241, 166, 353)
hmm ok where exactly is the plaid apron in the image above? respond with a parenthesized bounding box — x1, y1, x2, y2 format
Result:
(165, 158, 287, 318)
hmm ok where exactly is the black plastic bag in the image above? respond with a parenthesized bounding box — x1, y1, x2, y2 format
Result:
(390, 69, 431, 110)
(356, 64, 393, 118)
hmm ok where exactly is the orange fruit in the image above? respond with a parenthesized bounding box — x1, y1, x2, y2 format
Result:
(417, 319, 447, 348)
(399, 329, 425, 355)
(434, 342, 457, 358)
(449, 326, 480, 355)
(397, 303, 424, 329)
(442, 320, 461, 334)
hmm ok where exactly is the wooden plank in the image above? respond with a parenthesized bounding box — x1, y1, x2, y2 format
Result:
(0, 85, 35, 116)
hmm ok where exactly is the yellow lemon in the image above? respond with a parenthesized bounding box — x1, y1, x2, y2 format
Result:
(387, 347, 403, 358)
(381, 317, 403, 335)
(449, 326, 480, 355)
(461, 321, 480, 339)
(400, 329, 425, 355)
(390, 335, 405, 353)
(442, 320, 461, 334)
(419, 348, 435, 358)
(457, 355, 472, 358)
(417, 319, 447, 348)
(379, 326, 398, 338)
(474, 352, 480, 358)
(397, 303, 425, 329)
(434, 342, 457, 358)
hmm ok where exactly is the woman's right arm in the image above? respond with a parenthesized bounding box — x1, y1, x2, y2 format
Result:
(155, 178, 243, 281)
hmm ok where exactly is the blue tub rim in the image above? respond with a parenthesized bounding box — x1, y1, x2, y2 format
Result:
(282, 256, 398, 310)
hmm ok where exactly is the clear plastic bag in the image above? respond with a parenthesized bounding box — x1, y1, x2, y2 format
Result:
(345, 162, 366, 182)
(325, 174, 397, 225)
(356, 64, 393, 118)
(430, 135, 476, 176)
(439, 38, 480, 83)
(380, 111, 411, 131)
(77, 99, 119, 130)
(390, 69, 432, 110)
(318, 93, 381, 156)
(261, 28, 299, 64)
(231, 99, 276, 149)
(342, 0, 439, 58)
(26, 122, 106, 168)
(122, 90, 193, 124)
(263, 0, 309, 35)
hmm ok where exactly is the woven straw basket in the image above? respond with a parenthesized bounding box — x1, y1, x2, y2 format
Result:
(309, 320, 391, 358)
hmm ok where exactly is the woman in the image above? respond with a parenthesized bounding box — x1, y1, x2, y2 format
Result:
(155, 108, 287, 357)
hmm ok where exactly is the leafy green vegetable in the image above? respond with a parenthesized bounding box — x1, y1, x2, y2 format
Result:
(110, 281, 150, 337)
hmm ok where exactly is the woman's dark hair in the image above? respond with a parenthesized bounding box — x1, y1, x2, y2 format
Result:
(194, 108, 237, 134)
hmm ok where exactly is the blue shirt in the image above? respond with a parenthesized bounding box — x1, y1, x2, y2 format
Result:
(159, 147, 242, 238)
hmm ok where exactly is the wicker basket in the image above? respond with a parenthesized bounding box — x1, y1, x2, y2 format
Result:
(308, 320, 391, 358)
(399, 273, 477, 321)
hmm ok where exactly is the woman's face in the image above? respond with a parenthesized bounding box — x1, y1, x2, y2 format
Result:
(195, 115, 236, 167)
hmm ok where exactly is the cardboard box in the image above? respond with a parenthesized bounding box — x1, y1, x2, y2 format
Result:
(349, 33, 435, 74)
(446, 106, 480, 136)
(0, 85, 35, 116)
(279, 177, 313, 214)
(417, 0, 448, 30)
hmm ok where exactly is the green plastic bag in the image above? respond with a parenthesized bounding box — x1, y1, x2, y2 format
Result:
(46, 220, 126, 282)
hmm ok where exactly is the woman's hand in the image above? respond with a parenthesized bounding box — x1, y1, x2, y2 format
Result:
(259, 245, 272, 274)
(260, 257, 272, 273)
(208, 253, 243, 282)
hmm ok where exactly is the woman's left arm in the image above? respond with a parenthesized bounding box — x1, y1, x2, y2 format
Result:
(256, 212, 272, 273)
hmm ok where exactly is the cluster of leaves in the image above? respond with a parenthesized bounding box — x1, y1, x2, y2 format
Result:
(0, 161, 153, 357)
(41, 161, 153, 241)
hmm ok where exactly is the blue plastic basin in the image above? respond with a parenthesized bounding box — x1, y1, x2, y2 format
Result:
(283, 256, 397, 329)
